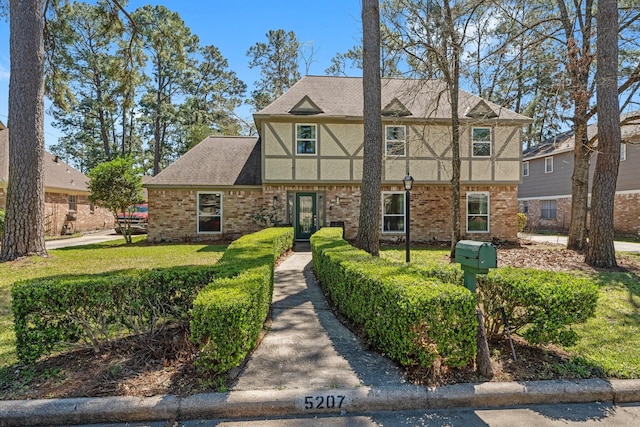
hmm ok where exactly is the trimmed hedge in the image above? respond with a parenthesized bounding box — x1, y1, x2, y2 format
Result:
(311, 227, 476, 369)
(12, 265, 217, 363)
(190, 227, 294, 378)
(477, 266, 598, 346)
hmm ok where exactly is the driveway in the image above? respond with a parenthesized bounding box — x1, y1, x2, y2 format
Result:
(519, 233, 640, 253)
(46, 229, 125, 250)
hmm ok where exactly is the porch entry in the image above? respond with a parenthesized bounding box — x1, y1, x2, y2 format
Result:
(295, 192, 317, 240)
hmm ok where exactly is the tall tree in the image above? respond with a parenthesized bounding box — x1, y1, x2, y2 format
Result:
(246, 29, 301, 111)
(585, 0, 620, 268)
(46, 1, 145, 171)
(134, 4, 200, 175)
(1, 0, 47, 260)
(356, 0, 383, 255)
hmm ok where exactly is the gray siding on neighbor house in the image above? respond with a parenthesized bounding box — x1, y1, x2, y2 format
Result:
(617, 143, 640, 192)
(519, 151, 574, 198)
(518, 143, 640, 199)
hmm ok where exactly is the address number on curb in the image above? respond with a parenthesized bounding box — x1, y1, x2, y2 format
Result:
(304, 395, 346, 410)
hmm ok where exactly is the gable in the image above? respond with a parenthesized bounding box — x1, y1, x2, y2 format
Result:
(288, 95, 323, 115)
(465, 99, 499, 119)
(382, 97, 412, 117)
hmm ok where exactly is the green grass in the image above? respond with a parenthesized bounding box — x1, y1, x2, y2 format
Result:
(380, 246, 640, 379)
(0, 236, 226, 369)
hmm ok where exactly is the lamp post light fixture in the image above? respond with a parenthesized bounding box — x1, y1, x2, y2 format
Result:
(403, 174, 414, 263)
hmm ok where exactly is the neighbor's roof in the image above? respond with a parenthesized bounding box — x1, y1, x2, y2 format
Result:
(523, 111, 640, 160)
(0, 124, 90, 193)
(254, 75, 533, 125)
(145, 136, 261, 187)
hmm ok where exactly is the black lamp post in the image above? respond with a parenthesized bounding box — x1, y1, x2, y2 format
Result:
(403, 174, 414, 263)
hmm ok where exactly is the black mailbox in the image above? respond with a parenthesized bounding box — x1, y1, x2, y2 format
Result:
(455, 240, 497, 292)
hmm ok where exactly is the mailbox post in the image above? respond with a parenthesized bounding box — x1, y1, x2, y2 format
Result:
(454, 240, 497, 292)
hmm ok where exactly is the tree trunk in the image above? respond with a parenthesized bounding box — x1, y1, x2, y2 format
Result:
(2, 0, 48, 260)
(356, 0, 382, 256)
(585, 0, 619, 268)
(475, 308, 494, 379)
(567, 122, 590, 251)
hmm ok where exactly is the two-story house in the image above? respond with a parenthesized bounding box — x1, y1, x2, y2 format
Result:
(518, 113, 640, 236)
(145, 76, 532, 243)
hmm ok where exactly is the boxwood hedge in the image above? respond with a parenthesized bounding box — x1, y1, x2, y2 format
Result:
(311, 227, 477, 369)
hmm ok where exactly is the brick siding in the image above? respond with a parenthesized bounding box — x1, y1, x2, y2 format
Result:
(519, 192, 640, 237)
(150, 184, 519, 243)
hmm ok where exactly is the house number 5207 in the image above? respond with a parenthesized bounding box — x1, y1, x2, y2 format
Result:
(304, 395, 346, 410)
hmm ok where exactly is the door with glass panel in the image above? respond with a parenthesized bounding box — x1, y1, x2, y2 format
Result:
(295, 193, 317, 240)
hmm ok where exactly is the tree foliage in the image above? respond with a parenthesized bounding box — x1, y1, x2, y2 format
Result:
(87, 156, 143, 243)
(246, 29, 301, 111)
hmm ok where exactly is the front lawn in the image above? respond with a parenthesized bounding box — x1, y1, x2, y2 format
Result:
(0, 237, 226, 369)
(381, 245, 640, 379)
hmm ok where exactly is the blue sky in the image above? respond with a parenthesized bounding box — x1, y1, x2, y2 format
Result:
(0, 0, 363, 148)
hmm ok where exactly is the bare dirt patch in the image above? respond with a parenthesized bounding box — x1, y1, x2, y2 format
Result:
(1, 241, 638, 400)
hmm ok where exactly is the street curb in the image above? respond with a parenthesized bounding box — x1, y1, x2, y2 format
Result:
(2, 379, 640, 426)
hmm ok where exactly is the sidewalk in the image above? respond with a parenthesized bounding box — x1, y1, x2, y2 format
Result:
(2, 244, 640, 426)
(518, 232, 640, 253)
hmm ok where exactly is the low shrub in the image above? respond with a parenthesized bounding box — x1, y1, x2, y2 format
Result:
(0, 209, 5, 234)
(311, 227, 476, 369)
(12, 265, 217, 364)
(190, 227, 293, 379)
(517, 212, 527, 232)
(477, 266, 598, 346)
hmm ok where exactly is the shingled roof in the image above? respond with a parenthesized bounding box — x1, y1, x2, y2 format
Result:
(254, 75, 532, 125)
(146, 136, 261, 187)
(0, 124, 90, 193)
(523, 111, 640, 160)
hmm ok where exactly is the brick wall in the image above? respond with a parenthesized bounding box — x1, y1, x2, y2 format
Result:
(44, 192, 112, 236)
(149, 184, 519, 243)
(265, 184, 518, 242)
(147, 188, 264, 243)
(519, 192, 640, 237)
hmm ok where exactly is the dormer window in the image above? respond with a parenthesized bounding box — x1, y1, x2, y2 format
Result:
(296, 124, 317, 155)
(385, 125, 406, 156)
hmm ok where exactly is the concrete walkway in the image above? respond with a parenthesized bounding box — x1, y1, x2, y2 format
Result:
(519, 232, 640, 253)
(232, 244, 406, 392)
(2, 244, 640, 426)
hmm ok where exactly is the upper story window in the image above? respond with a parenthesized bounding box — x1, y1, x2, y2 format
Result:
(68, 194, 77, 212)
(523, 161, 529, 177)
(621, 143, 627, 161)
(545, 156, 554, 173)
(197, 192, 222, 234)
(466, 192, 489, 233)
(385, 125, 406, 156)
(382, 192, 405, 233)
(296, 124, 317, 155)
(472, 127, 492, 157)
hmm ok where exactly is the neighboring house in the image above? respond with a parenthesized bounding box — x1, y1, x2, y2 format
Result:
(145, 76, 532, 243)
(0, 121, 112, 236)
(518, 113, 640, 236)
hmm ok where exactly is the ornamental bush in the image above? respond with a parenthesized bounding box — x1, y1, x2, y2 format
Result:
(12, 265, 217, 363)
(477, 266, 598, 346)
(311, 227, 476, 369)
(190, 227, 294, 380)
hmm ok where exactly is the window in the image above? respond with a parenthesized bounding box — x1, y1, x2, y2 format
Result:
(472, 127, 491, 157)
(541, 199, 557, 219)
(385, 125, 406, 156)
(68, 194, 77, 211)
(296, 124, 316, 155)
(621, 143, 627, 161)
(522, 201, 529, 214)
(523, 161, 529, 177)
(382, 192, 405, 233)
(197, 192, 222, 233)
(467, 192, 489, 233)
(545, 157, 553, 173)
